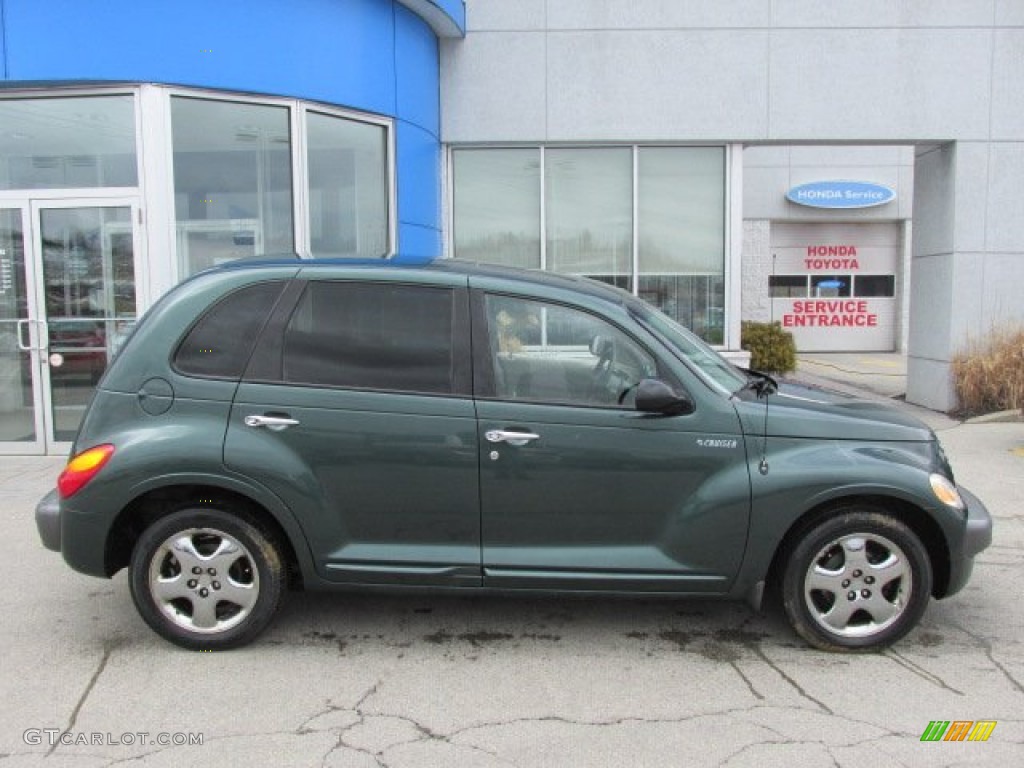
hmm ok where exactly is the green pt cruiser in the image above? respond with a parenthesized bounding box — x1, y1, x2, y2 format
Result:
(36, 258, 992, 651)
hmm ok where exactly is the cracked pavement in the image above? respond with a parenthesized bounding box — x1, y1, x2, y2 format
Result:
(1, 419, 1021, 767)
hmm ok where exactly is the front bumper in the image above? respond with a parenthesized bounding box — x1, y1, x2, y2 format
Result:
(35, 489, 61, 552)
(943, 484, 993, 597)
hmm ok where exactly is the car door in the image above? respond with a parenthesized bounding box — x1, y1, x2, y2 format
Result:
(472, 287, 751, 593)
(224, 274, 481, 586)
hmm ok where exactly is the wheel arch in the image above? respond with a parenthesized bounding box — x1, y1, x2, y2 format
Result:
(104, 482, 310, 589)
(764, 493, 952, 601)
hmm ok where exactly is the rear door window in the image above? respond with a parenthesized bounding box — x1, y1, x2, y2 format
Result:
(280, 281, 464, 395)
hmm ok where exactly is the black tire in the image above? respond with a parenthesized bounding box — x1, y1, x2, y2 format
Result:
(781, 508, 932, 651)
(129, 508, 284, 651)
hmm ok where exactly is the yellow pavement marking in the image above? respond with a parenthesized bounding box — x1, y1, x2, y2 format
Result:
(1012, 446, 1024, 458)
(857, 357, 901, 368)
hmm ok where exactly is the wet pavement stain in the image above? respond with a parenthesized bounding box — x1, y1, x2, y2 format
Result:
(658, 630, 699, 651)
(916, 632, 945, 648)
(423, 630, 515, 647)
(698, 640, 741, 663)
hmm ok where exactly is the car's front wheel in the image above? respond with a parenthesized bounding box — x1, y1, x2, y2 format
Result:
(782, 508, 932, 651)
(129, 508, 284, 650)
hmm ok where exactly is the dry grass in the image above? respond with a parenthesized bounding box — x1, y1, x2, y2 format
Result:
(952, 327, 1024, 417)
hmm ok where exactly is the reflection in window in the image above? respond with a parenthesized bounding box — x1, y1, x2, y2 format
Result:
(637, 147, 725, 343)
(0, 96, 137, 189)
(38, 206, 137, 440)
(769, 275, 809, 297)
(546, 148, 632, 284)
(452, 149, 540, 268)
(307, 111, 388, 257)
(171, 97, 294, 274)
(811, 275, 851, 297)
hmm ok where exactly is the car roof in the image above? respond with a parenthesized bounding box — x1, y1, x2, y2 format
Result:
(212, 254, 633, 306)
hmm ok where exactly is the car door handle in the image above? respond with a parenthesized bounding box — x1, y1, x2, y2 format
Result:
(244, 414, 300, 431)
(485, 429, 540, 447)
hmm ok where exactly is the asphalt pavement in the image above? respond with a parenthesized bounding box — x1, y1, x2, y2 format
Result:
(1, 370, 1022, 767)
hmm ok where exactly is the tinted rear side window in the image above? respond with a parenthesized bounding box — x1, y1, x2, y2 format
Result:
(174, 281, 285, 379)
(282, 282, 456, 394)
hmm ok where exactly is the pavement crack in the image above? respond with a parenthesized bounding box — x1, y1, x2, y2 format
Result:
(48, 640, 119, 757)
(950, 621, 1024, 695)
(885, 648, 964, 695)
(730, 661, 765, 701)
(751, 645, 833, 715)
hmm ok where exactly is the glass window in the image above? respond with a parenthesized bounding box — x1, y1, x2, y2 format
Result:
(307, 111, 388, 257)
(452, 149, 541, 268)
(770, 275, 809, 297)
(637, 147, 726, 343)
(451, 145, 728, 344)
(485, 294, 657, 407)
(632, 300, 747, 393)
(546, 148, 632, 284)
(0, 96, 137, 189)
(282, 282, 455, 394)
(174, 281, 286, 379)
(171, 97, 294, 274)
(811, 275, 851, 297)
(855, 274, 895, 297)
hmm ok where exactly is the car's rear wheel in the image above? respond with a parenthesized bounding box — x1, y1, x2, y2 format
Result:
(129, 509, 284, 650)
(782, 508, 932, 651)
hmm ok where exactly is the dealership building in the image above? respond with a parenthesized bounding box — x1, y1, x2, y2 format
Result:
(0, 0, 1021, 454)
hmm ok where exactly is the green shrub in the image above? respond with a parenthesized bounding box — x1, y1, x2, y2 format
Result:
(952, 327, 1024, 417)
(741, 321, 797, 373)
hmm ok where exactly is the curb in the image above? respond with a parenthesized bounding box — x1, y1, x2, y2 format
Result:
(963, 410, 1024, 425)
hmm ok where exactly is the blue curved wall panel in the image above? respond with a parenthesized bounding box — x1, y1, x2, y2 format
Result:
(0, 0, 462, 261)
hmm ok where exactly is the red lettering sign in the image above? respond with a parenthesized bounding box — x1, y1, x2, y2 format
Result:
(803, 258, 861, 270)
(806, 246, 858, 257)
(784, 299, 877, 328)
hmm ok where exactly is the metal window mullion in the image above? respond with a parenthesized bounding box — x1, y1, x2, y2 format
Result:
(293, 104, 309, 258)
(632, 145, 640, 296)
(539, 146, 547, 271)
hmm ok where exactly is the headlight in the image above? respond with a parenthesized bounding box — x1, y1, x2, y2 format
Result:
(930, 473, 965, 510)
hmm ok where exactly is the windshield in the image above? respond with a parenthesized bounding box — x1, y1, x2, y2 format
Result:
(632, 302, 748, 392)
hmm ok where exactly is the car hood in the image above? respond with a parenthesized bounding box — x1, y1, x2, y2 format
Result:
(732, 380, 934, 442)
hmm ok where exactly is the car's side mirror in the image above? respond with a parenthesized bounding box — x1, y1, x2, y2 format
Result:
(634, 378, 695, 416)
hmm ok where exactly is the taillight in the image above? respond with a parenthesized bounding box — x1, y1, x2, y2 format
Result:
(58, 444, 115, 499)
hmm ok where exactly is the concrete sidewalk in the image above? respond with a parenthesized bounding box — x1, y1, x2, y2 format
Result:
(794, 352, 908, 400)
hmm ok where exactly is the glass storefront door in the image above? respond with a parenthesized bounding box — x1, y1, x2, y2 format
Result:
(0, 200, 139, 454)
(0, 207, 40, 449)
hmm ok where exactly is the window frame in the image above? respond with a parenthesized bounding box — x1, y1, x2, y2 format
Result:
(165, 88, 396, 273)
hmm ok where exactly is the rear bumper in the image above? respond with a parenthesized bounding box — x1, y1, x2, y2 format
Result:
(943, 484, 993, 597)
(36, 489, 61, 552)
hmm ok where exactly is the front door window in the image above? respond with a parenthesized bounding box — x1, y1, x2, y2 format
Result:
(484, 294, 658, 408)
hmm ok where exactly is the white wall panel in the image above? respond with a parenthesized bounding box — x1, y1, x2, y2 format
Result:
(544, 31, 769, 141)
(772, 0, 997, 28)
(547, 0, 770, 30)
(769, 30, 992, 141)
